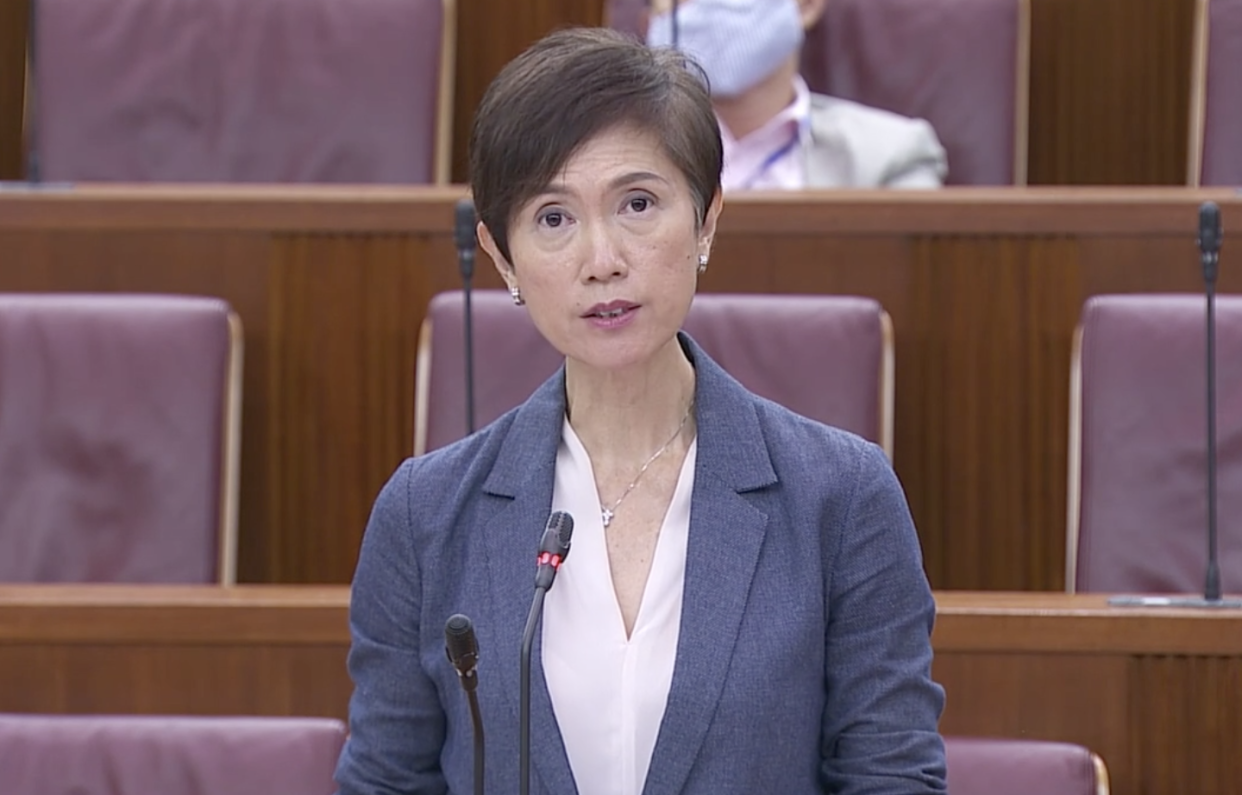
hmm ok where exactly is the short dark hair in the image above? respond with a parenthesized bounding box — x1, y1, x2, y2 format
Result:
(468, 27, 723, 265)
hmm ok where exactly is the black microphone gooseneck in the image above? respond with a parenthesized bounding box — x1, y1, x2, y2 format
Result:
(1110, 203, 1242, 609)
(445, 614, 485, 795)
(519, 511, 574, 795)
(454, 198, 479, 435)
(1199, 201, 1223, 602)
(671, 0, 679, 49)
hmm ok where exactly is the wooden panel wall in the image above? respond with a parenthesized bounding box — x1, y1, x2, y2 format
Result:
(0, 0, 26, 181)
(451, 0, 604, 183)
(1026, 0, 1197, 185)
(0, 0, 1206, 187)
(934, 592, 1242, 795)
(2, 188, 1235, 591)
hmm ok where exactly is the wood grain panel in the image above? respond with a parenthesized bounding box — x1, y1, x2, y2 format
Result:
(264, 234, 429, 583)
(0, 0, 27, 180)
(906, 237, 1081, 588)
(1028, 0, 1197, 185)
(1131, 655, 1242, 794)
(935, 653, 1131, 787)
(0, 585, 351, 719)
(450, 0, 603, 183)
(935, 593, 1242, 795)
(0, 645, 350, 716)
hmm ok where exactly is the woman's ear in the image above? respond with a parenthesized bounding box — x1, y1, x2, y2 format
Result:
(799, 0, 827, 29)
(477, 221, 517, 290)
(698, 190, 724, 261)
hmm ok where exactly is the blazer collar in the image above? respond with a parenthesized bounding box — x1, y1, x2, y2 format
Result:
(480, 333, 777, 795)
(483, 333, 776, 499)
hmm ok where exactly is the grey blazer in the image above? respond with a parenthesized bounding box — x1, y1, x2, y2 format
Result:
(335, 334, 946, 795)
(803, 93, 948, 188)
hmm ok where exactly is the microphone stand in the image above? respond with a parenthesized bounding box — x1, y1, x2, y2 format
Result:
(519, 587, 548, 795)
(1111, 201, 1242, 609)
(454, 198, 478, 435)
(1205, 204, 1222, 603)
(445, 614, 485, 795)
(519, 512, 574, 795)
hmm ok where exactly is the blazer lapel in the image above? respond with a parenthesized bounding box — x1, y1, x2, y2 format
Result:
(802, 95, 855, 187)
(481, 369, 580, 795)
(642, 337, 777, 795)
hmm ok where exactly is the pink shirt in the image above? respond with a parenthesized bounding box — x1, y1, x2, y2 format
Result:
(719, 76, 811, 192)
(543, 418, 697, 795)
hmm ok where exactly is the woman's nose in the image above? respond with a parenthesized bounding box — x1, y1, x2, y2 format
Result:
(582, 229, 628, 281)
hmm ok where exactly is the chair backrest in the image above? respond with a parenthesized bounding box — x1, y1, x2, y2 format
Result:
(415, 290, 893, 457)
(0, 714, 346, 795)
(1190, 0, 1242, 185)
(604, 0, 1029, 185)
(945, 736, 1109, 795)
(0, 294, 242, 583)
(603, 0, 645, 38)
(1067, 294, 1242, 593)
(31, 0, 455, 183)
(801, 0, 1030, 185)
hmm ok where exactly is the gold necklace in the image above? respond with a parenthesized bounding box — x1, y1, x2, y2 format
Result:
(600, 401, 694, 529)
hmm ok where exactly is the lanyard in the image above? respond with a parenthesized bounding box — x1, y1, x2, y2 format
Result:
(739, 130, 801, 190)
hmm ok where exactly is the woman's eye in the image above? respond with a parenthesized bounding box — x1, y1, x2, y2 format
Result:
(540, 211, 564, 228)
(627, 196, 651, 213)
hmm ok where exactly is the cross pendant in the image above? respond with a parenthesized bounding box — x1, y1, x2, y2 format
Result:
(601, 508, 614, 528)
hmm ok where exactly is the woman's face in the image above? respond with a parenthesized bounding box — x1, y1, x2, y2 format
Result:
(480, 125, 721, 374)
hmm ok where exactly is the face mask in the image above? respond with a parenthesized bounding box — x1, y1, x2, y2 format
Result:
(646, 0, 805, 99)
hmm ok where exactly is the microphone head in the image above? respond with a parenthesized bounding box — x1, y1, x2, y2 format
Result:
(539, 511, 574, 560)
(534, 511, 574, 591)
(444, 613, 479, 675)
(1199, 201, 1222, 255)
(454, 198, 478, 253)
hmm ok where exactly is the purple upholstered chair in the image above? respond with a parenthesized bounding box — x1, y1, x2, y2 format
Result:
(603, 0, 645, 38)
(802, 0, 1030, 185)
(945, 736, 1110, 795)
(1190, 0, 1242, 185)
(31, 0, 455, 183)
(1067, 295, 1242, 593)
(0, 294, 242, 583)
(603, 0, 1030, 185)
(414, 290, 893, 457)
(0, 714, 346, 795)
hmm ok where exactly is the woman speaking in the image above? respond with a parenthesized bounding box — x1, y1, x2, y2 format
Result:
(335, 26, 946, 795)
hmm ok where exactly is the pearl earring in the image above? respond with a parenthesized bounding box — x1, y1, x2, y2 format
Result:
(510, 285, 525, 306)
(697, 254, 708, 274)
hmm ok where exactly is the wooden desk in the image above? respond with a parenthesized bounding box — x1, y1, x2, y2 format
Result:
(0, 585, 352, 719)
(0, 586, 1237, 794)
(3, 186, 1241, 591)
(936, 592, 1242, 795)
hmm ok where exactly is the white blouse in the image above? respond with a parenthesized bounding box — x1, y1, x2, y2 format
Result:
(542, 417, 697, 795)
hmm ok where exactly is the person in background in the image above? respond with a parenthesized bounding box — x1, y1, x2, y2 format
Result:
(334, 26, 945, 795)
(645, 0, 948, 189)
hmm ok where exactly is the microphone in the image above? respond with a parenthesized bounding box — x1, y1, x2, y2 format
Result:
(520, 511, 574, 795)
(1111, 202, 1242, 609)
(1200, 202, 1223, 602)
(671, 0, 680, 49)
(455, 197, 478, 435)
(445, 614, 485, 795)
